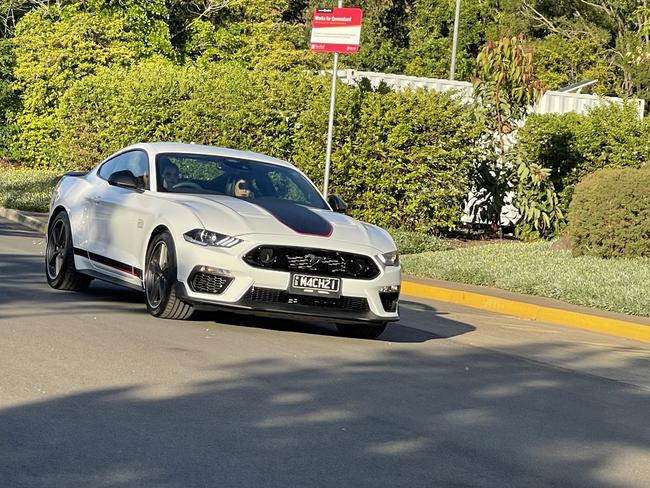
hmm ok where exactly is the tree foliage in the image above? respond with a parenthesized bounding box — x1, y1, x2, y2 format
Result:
(9, 1, 171, 166)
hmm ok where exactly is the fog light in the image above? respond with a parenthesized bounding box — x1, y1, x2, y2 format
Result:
(198, 266, 233, 277)
(379, 285, 400, 293)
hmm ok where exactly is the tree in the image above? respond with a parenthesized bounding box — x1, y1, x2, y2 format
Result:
(405, 0, 494, 79)
(470, 34, 543, 232)
(521, 0, 650, 99)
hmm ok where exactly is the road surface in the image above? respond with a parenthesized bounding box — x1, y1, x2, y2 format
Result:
(1, 216, 649, 487)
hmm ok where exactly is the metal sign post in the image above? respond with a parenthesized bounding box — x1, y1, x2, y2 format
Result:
(310, 3, 363, 198)
(323, 46, 340, 198)
(450, 0, 461, 80)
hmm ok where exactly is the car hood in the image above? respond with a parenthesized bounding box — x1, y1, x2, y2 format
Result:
(170, 194, 395, 252)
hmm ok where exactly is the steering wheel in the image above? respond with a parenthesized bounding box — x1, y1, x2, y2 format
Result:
(171, 181, 204, 191)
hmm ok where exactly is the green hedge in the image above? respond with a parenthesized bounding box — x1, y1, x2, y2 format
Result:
(56, 61, 481, 232)
(568, 167, 650, 258)
(515, 104, 650, 206)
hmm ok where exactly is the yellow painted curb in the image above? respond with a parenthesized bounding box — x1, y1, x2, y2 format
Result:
(402, 281, 650, 344)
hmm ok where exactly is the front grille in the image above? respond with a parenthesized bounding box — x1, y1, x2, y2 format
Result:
(243, 246, 380, 279)
(242, 287, 369, 313)
(190, 272, 232, 294)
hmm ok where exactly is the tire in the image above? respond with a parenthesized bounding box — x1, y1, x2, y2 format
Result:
(336, 322, 387, 339)
(45, 211, 92, 291)
(144, 231, 193, 320)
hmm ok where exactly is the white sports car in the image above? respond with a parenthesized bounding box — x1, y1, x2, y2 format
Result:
(46, 143, 401, 338)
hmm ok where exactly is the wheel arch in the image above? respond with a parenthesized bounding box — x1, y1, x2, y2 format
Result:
(142, 224, 171, 265)
(47, 205, 69, 241)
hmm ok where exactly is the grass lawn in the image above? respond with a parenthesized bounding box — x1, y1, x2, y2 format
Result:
(0, 167, 59, 212)
(401, 241, 650, 317)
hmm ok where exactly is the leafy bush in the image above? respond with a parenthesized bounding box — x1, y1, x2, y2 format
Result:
(388, 229, 451, 254)
(568, 167, 650, 258)
(328, 88, 481, 232)
(57, 62, 482, 232)
(516, 104, 650, 201)
(57, 59, 200, 169)
(0, 168, 59, 212)
(512, 159, 565, 241)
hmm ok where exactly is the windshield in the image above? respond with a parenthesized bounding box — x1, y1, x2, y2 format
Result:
(156, 153, 328, 210)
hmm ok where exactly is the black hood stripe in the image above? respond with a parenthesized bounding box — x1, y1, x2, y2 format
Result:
(250, 199, 333, 237)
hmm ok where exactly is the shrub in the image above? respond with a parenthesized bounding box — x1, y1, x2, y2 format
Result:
(330, 88, 482, 232)
(388, 229, 451, 254)
(57, 59, 200, 170)
(568, 167, 650, 258)
(57, 62, 482, 232)
(516, 104, 650, 201)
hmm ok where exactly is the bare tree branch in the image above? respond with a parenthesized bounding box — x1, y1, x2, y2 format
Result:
(171, 0, 233, 39)
(521, 1, 564, 35)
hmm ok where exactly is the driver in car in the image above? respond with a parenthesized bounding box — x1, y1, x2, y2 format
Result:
(232, 178, 252, 198)
(160, 161, 180, 190)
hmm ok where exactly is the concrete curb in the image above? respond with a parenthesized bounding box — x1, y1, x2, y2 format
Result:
(402, 279, 650, 344)
(0, 207, 47, 234)
(2, 206, 649, 344)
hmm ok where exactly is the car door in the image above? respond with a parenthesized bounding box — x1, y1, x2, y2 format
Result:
(87, 150, 156, 283)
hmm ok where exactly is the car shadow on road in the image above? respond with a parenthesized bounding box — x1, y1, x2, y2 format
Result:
(190, 298, 474, 344)
(1, 251, 474, 343)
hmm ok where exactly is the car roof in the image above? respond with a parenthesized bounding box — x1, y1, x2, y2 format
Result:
(123, 142, 295, 170)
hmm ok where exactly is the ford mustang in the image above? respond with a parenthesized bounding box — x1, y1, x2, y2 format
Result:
(46, 143, 401, 338)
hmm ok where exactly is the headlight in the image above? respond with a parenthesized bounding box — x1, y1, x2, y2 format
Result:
(183, 229, 242, 248)
(378, 250, 399, 267)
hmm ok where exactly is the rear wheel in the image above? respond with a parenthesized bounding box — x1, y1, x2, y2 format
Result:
(144, 231, 193, 320)
(336, 322, 387, 339)
(45, 211, 91, 291)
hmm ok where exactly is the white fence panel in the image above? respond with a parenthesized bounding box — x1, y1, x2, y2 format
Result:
(326, 69, 474, 104)
(328, 69, 645, 118)
(534, 91, 645, 119)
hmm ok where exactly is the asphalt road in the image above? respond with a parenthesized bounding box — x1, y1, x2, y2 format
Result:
(1, 215, 649, 488)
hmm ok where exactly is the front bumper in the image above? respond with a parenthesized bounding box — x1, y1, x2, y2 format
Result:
(175, 234, 401, 323)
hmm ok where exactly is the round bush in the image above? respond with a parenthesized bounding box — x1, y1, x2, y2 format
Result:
(568, 167, 650, 258)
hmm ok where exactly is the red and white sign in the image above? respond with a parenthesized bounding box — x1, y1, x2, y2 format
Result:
(310, 7, 363, 54)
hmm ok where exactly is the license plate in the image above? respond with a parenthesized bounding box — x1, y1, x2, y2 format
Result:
(290, 274, 341, 298)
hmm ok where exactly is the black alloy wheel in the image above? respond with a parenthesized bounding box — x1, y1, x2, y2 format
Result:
(45, 211, 91, 291)
(144, 231, 193, 320)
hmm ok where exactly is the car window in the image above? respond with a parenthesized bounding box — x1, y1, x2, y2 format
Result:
(267, 171, 312, 205)
(155, 153, 327, 209)
(98, 150, 150, 190)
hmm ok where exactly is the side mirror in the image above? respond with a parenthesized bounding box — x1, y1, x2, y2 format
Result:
(108, 170, 142, 191)
(328, 194, 348, 214)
